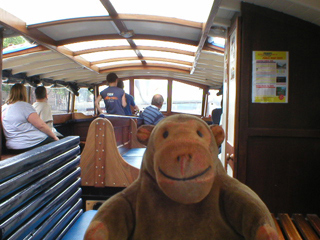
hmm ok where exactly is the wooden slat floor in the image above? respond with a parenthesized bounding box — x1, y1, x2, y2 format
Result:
(272, 213, 320, 240)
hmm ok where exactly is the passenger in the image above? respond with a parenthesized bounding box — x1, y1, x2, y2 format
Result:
(117, 80, 139, 115)
(32, 86, 63, 137)
(211, 99, 222, 125)
(140, 94, 165, 125)
(94, 72, 127, 115)
(1, 83, 59, 154)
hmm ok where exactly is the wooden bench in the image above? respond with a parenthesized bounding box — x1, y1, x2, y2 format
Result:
(0, 136, 97, 240)
(53, 113, 97, 151)
(80, 115, 145, 189)
(272, 213, 320, 240)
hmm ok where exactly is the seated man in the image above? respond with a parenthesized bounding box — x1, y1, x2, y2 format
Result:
(32, 86, 63, 137)
(140, 94, 164, 125)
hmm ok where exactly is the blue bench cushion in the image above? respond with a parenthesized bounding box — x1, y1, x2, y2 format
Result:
(61, 210, 97, 240)
(122, 148, 146, 157)
(122, 148, 145, 168)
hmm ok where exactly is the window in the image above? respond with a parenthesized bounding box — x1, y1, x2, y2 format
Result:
(98, 85, 107, 111)
(172, 81, 203, 115)
(134, 79, 167, 111)
(28, 86, 70, 114)
(46, 88, 70, 114)
(75, 88, 94, 114)
(1, 84, 12, 105)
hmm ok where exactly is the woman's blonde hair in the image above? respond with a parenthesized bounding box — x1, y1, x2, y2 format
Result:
(6, 83, 28, 104)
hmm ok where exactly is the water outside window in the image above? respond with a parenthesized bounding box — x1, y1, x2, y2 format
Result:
(74, 88, 94, 114)
(172, 81, 203, 115)
(134, 79, 168, 112)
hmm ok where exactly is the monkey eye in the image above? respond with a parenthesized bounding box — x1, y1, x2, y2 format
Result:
(197, 130, 203, 137)
(163, 131, 169, 138)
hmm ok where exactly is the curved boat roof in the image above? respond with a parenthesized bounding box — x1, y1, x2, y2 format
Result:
(0, 0, 319, 89)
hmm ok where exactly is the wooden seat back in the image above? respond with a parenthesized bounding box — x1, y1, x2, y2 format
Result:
(80, 117, 144, 188)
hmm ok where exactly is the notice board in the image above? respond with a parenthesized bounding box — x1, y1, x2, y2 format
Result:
(252, 51, 289, 103)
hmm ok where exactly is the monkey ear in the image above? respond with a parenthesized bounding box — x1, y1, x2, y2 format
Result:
(137, 125, 155, 146)
(209, 125, 225, 146)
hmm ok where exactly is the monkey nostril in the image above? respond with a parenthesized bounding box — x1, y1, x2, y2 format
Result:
(177, 154, 192, 162)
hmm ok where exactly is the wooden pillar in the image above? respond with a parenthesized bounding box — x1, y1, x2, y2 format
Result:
(129, 77, 134, 96)
(167, 79, 172, 114)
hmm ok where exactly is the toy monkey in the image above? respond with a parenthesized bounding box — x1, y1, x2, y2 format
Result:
(85, 114, 278, 240)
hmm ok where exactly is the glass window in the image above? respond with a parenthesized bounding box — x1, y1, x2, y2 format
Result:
(0, 0, 107, 25)
(123, 80, 130, 93)
(98, 85, 107, 111)
(29, 86, 70, 114)
(134, 79, 167, 112)
(134, 40, 197, 52)
(75, 88, 94, 114)
(172, 81, 203, 115)
(46, 88, 70, 114)
(1, 84, 12, 105)
(110, 0, 214, 23)
(64, 39, 129, 52)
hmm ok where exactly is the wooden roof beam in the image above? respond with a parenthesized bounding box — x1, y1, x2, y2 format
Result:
(91, 57, 192, 66)
(74, 46, 194, 56)
(28, 15, 202, 29)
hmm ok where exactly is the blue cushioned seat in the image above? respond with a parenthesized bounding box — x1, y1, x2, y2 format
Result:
(61, 210, 97, 240)
(122, 148, 145, 169)
(122, 148, 146, 157)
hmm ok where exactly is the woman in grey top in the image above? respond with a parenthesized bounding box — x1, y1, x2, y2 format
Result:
(2, 83, 59, 153)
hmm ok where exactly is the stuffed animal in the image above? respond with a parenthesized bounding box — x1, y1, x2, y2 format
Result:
(84, 114, 279, 240)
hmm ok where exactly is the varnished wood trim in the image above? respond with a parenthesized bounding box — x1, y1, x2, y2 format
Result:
(92, 57, 192, 66)
(57, 34, 198, 46)
(307, 214, 320, 236)
(271, 214, 286, 240)
(0, 8, 56, 46)
(74, 46, 195, 56)
(28, 14, 202, 29)
(278, 213, 303, 240)
(2, 45, 48, 59)
(292, 214, 320, 240)
(99, 65, 190, 73)
(203, 42, 225, 53)
(53, 113, 72, 124)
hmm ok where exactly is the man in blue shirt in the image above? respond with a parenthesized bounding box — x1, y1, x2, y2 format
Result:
(95, 73, 127, 115)
(141, 94, 164, 125)
(117, 80, 139, 115)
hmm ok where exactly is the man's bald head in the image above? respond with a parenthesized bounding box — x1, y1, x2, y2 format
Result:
(151, 94, 164, 108)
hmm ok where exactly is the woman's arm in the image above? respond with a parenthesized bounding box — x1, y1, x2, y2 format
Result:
(28, 112, 59, 141)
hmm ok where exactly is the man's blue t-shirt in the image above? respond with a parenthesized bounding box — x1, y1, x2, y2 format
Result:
(123, 93, 136, 115)
(100, 86, 125, 115)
